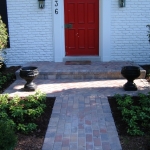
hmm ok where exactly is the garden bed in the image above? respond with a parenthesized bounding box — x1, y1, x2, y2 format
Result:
(0, 66, 20, 93)
(0, 66, 55, 150)
(108, 96, 150, 150)
(15, 97, 55, 150)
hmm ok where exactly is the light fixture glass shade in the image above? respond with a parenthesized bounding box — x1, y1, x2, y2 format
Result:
(119, 0, 125, 7)
(38, 0, 45, 9)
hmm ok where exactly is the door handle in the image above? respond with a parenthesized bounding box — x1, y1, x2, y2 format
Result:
(65, 23, 73, 29)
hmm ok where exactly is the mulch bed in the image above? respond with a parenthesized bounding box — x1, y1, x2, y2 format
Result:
(108, 97, 150, 150)
(14, 97, 55, 150)
(105, 64, 150, 150)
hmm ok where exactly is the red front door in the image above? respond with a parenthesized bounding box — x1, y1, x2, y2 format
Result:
(64, 0, 99, 56)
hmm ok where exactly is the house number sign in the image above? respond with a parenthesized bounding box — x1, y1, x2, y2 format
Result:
(55, 0, 58, 14)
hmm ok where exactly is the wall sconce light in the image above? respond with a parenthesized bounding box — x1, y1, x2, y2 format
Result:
(38, 0, 45, 9)
(119, 0, 125, 7)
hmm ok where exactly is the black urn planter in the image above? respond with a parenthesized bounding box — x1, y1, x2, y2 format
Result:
(121, 66, 140, 91)
(20, 66, 39, 91)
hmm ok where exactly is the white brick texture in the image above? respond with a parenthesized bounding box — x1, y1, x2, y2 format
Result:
(6, 0, 53, 66)
(111, 0, 150, 64)
(5, 0, 150, 66)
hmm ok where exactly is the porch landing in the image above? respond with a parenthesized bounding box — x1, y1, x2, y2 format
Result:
(16, 61, 146, 80)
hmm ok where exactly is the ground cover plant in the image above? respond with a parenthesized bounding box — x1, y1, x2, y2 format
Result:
(115, 93, 150, 136)
(15, 96, 55, 150)
(0, 66, 55, 149)
(0, 16, 8, 68)
(0, 91, 47, 134)
(0, 65, 20, 93)
(0, 119, 17, 150)
(108, 94, 150, 150)
(0, 72, 13, 90)
(0, 91, 55, 150)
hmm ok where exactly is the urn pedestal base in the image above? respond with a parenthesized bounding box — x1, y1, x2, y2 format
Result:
(123, 81, 138, 91)
(24, 82, 37, 91)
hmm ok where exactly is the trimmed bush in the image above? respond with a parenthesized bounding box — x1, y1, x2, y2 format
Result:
(0, 16, 8, 68)
(0, 119, 17, 150)
(0, 91, 47, 134)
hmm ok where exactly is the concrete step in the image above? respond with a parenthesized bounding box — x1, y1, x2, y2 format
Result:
(15, 61, 146, 80)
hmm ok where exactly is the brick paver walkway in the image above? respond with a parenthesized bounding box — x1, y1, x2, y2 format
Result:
(4, 78, 150, 150)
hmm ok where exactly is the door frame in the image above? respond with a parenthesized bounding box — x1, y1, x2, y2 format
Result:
(53, 0, 111, 62)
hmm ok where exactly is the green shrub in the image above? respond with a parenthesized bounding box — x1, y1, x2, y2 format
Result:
(0, 61, 6, 71)
(115, 93, 150, 136)
(0, 16, 8, 66)
(0, 119, 17, 150)
(0, 91, 46, 134)
(0, 73, 13, 90)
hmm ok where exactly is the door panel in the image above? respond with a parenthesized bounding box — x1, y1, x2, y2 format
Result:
(78, 29, 85, 49)
(65, 0, 99, 56)
(88, 29, 95, 48)
(68, 29, 76, 50)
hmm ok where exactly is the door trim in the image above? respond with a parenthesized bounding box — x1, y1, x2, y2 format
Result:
(53, 0, 111, 62)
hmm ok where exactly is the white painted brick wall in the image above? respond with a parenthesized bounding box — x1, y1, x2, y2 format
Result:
(111, 0, 150, 64)
(5, 0, 150, 66)
(6, 0, 53, 66)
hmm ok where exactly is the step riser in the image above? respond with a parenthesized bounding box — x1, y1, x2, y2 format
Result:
(16, 71, 146, 80)
(63, 56, 101, 62)
(15, 61, 146, 80)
